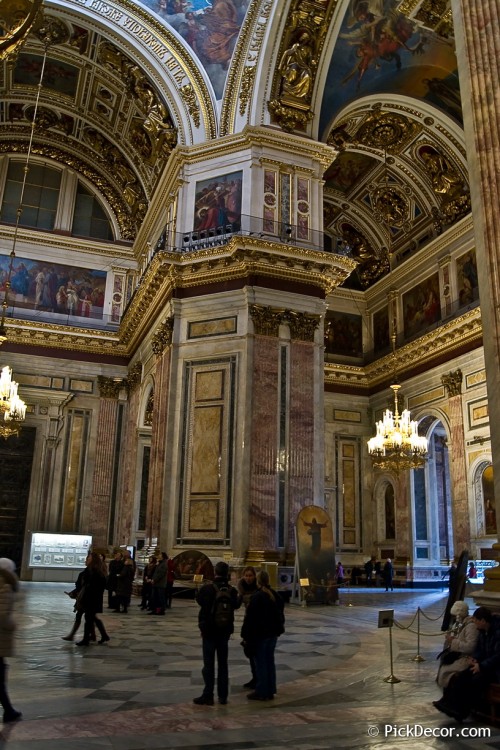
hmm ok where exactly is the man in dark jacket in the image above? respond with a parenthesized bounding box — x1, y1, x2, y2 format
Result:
(433, 606, 500, 721)
(193, 561, 239, 706)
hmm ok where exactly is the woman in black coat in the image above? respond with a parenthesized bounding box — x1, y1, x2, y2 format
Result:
(77, 552, 110, 646)
(241, 570, 285, 701)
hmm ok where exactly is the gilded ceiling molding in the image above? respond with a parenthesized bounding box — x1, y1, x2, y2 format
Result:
(126, 362, 143, 392)
(151, 318, 174, 356)
(268, 0, 339, 132)
(220, 0, 273, 135)
(442, 369, 463, 398)
(63, 0, 216, 139)
(1, 319, 126, 357)
(249, 305, 284, 336)
(0, 0, 43, 60)
(97, 376, 122, 399)
(286, 311, 320, 342)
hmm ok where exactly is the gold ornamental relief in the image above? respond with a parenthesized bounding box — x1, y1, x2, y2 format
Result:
(442, 369, 463, 398)
(151, 318, 174, 356)
(97, 376, 122, 399)
(249, 304, 284, 337)
(0, 0, 43, 60)
(286, 311, 320, 342)
(126, 362, 143, 392)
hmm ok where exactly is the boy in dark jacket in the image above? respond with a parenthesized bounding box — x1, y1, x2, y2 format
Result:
(193, 561, 239, 706)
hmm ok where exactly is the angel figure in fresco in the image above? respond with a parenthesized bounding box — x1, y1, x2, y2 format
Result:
(341, 3, 426, 90)
(303, 517, 328, 554)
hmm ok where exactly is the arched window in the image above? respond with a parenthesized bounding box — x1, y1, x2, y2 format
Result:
(72, 183, 114, 240)
(1, 161, 61, 229)
(482, 465, 497, 535)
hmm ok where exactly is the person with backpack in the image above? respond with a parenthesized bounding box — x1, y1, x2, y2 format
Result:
(193, 561, 240, 706)
(241, 570, 285, 701)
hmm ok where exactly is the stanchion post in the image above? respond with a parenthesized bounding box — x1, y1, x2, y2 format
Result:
(411, 607, 425, 662)
(378, 609, 401, 684)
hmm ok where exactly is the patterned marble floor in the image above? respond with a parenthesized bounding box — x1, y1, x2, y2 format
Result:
(0, 582, 498, 750)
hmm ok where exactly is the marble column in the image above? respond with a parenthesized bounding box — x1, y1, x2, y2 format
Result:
(87, 377, 121, 550)
(442, 370, 470, 554)
(146, 319, 173, 549)
(453, 1, 500, 520)
(395, 475, 410, 561)
(115, 363, 142, 545)
(247, 309, 281, 559)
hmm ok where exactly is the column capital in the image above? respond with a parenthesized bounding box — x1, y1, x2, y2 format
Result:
(152, 317, 174, 356)
(250, 304, 284, 336)
(97, 376, 122, 399)
(442, 369, 462, 397)
(286, 311, 320, 342)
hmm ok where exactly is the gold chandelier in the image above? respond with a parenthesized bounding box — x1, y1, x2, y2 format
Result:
(0, 366, 26, 438)
(367, 382, 428, 473)
(367, 310, 428, 474)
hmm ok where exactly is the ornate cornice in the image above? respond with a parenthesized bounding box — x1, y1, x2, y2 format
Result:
(442, 369, 463, 398)
(151, 318, 174, 356)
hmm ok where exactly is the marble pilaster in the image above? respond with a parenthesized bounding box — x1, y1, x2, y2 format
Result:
(116, 376, 141, 546)
(395, 476, 410, 561)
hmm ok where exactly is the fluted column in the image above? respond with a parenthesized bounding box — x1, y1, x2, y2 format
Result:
(146, 319, 174, 548)
(115, 363, 142, 545)
(453, 1, 500, 514)
(88, 377, 121, 549)
(442, 370, 470, 554)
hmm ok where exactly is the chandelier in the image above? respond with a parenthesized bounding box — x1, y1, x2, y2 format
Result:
(367, 310, 428, 474)
(0, 366, 26, 439)
(367, 382, 428, 473)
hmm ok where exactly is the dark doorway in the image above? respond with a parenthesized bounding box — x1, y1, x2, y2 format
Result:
(0, 426, 36, 568)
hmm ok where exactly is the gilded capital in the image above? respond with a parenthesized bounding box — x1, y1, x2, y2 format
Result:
(125, 363, 143, 392)
(442, 369, 462, 397)
(97, 376, 122, 399)
(286, 311, 320, 342)
(250, 305, 284, 337)
(152, 318, 174, 356)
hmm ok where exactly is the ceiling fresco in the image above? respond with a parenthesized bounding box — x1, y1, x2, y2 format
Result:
(319, 0, 461, 139)
(137, 0, 251, 100)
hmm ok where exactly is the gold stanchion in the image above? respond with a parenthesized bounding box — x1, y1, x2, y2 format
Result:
(411, 607, 425, 662)
(379, 610, 400, 684)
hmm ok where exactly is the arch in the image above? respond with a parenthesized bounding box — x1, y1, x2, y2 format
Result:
(472, 460, 496, 538)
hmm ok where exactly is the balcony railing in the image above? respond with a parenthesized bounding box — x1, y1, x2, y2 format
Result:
(154, 214, 350, 256)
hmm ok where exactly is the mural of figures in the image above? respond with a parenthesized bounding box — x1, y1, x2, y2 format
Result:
(324, 311, 363, 357)
(482, 467, 497, 535)
(296, 506, 336, 605)
(402, 273, 441, 339)
(457, 249, 479, 308)
(373, 305, 390, 354)
(319, 0, 460, 138)
(172, 549, 214, 581)
(0, 254, 106, 322)
(141, 0, 251, 100)
(194, 170, 242, 233)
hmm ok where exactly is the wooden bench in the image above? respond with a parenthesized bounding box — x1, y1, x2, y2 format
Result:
(472, 683, 500, 726)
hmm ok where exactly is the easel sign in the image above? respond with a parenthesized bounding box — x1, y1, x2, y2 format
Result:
(378, 609, 394, 628)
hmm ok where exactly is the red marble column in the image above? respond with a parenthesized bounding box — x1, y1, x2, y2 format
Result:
(287, 339, 315, 550)
(115, 367, 141, 545)
(395, 476, 410, 561)
(454, 1, 500, 513)
(88, 378, 121, 549)
(248, 334, 280, 553)
(146, 345, 172, 548)
(448, 394, 471, 551)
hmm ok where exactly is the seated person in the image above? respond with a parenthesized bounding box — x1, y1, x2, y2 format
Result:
(433, 606, 500, 722)
(437, 600, 478, 689)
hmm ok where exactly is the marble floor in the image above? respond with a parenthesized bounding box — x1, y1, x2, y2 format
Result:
(0, 583, 498, 749)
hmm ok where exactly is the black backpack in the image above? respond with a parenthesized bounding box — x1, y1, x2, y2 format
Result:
(211, 583, 234, 630)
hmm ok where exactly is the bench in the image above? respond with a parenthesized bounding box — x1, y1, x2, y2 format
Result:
(472, 683, 500, 726)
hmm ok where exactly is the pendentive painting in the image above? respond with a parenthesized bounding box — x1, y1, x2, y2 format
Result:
(138, 0, 251, 100)
(296, 506, 336, 604)
(402, 273, 441, 340)
(456, 249, 479, 308)
(324, 311, 363, 357)
(320, 0, 461, 138)
(193, 170, 242, 233)
(0, 254, 106, 321)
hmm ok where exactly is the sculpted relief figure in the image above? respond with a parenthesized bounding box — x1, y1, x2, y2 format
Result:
(279, 31, 316, 100)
